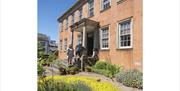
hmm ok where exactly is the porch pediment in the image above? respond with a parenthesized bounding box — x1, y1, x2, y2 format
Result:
(70, 18, 99, 32)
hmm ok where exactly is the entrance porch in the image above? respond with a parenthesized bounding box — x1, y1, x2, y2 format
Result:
(70, 18, 100, 57)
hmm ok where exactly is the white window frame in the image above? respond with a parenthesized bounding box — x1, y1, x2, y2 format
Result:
(117, 0, 123, 2)
(59, 22, 63, 32)
(117, 18, 133, 49)
(64, 38, 68, 51)
(71, 14, 74, 25)
(100, 25, 110, 50)
(59, 39, 63, 51)
(88, 0, 94, 17)
(79, 8, 83, 21)
(101, 0, 111, 10)
(65, 17, 68, 31)
(77, 35, 82, 45)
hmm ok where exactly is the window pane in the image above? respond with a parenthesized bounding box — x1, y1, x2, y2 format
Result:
(103, 0, 110, 10)
(88, 0, 94, 17)
(101, 27, 109, 48)
(119, 20, 131, 47)
(128, 41, 131, 46)
(79, 8, 83, 20)
(121, 41, 123, 46)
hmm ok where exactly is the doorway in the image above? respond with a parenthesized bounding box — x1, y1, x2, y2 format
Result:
(87, 32, 94, 56)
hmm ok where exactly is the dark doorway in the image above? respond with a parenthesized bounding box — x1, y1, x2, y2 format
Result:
(87, 32, 94, 56)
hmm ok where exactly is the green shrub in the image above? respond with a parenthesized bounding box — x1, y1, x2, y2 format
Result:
(58, 67, 66, 75)
(92, 61, 122, 78)
(115, 69, 143, 89)
(85, 66, 92, 72)
(94, 61, 108, 69)
(69, 67, 79, 75)
(91, 67, 113, 78)
(65, 67, 79, 75)
(105, 63, 121, 76)
(38, 78, 92, 91)
(38, 59, 45, 76)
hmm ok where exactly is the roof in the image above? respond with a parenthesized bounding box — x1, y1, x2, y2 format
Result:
(57, 0, 87, 22)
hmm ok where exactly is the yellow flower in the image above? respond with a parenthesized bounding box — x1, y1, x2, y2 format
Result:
(39, 76, 121, 91)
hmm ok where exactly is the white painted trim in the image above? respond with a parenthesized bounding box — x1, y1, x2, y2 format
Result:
(117, 0, 123, 2)
(100, 25, 110, 50)
(117, 17, 133, 49)
(88, 0, 94, 17)
(100, 0, 111, 11)
(64, 38, 68, 51)
(116, 22, 119, 48)
(100, 0, 103, 10)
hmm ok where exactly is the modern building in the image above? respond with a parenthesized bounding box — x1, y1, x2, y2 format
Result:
(57, 0, 142, 71)
(38, 33, 58, 55)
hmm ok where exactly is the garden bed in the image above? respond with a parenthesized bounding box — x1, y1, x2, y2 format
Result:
(75, 72, 142, 91)
(38, 75, 121, 91)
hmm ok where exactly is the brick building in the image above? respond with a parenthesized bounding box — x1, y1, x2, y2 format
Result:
(57, 0, 142, 71)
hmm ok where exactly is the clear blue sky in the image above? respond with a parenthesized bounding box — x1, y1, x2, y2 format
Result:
(38, 0, 76, 41)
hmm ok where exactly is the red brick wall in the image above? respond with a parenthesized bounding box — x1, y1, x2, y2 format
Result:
(58, 0, 143, 71)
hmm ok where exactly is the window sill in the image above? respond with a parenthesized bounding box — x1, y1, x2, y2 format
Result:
(116, 47, 133, 50)
(100, 6, 111, 13)
(117, 0, 126, 4)
(100, 48, 110, 51)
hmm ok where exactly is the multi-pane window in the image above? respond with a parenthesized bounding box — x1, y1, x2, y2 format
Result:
(101, 27, 109, 49)
(79, 8, 83, 20)
(102, 0, 110, 10)
(59, 22, 63, 32)
(65, 17, 68, 30)
(64, 38, 68, 50)
(88, 0, 94, 17)
(118, 19, 131, 48)
(77, 35, 82, 45)
(59, 40, 63, 50)
(61, 22, 63, 31)
(71, 14, 74, 25)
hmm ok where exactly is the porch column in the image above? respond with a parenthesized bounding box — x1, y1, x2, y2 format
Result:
(71, 31, 74, 46)
(70, 29, 74, 46)
(82, 26, 86, 48)
(81, 26, 86, 71)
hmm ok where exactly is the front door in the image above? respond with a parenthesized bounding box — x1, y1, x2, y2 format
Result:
(87, 32, 94, 56)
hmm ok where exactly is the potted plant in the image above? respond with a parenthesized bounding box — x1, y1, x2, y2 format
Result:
(58, 67, 66, 75)
(85, 66, 91, 72)
(69, 67, 79, 75)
